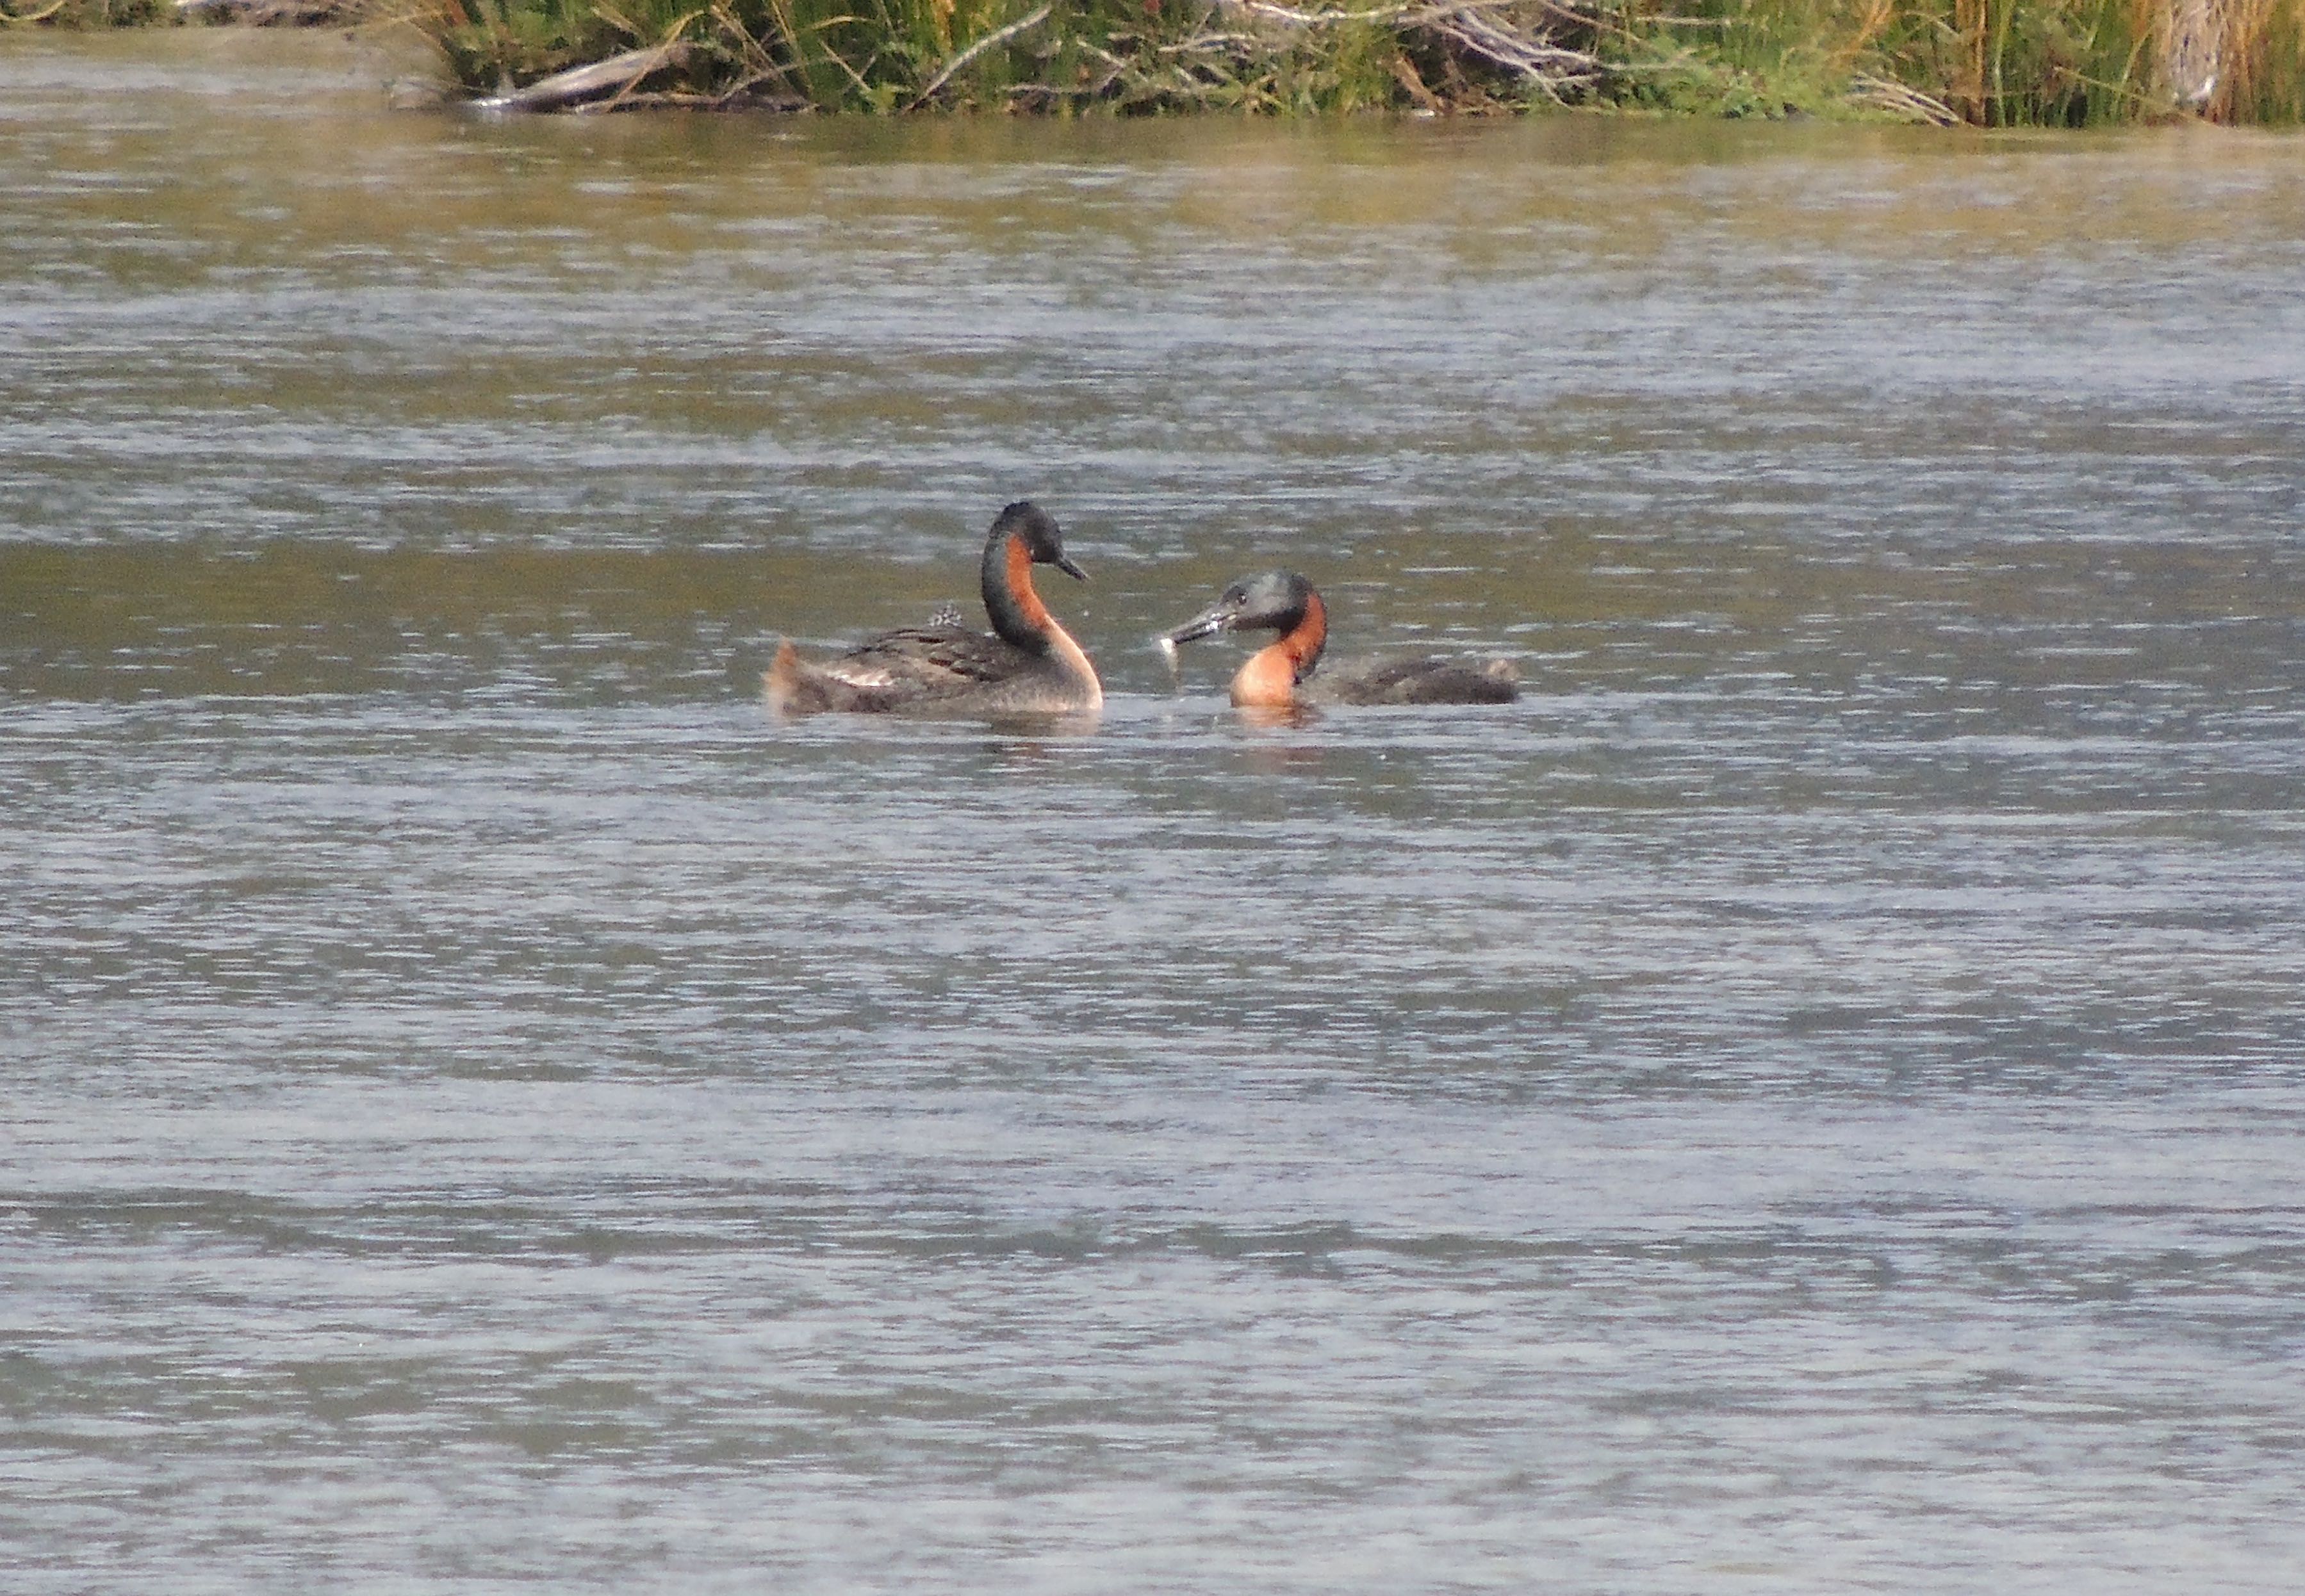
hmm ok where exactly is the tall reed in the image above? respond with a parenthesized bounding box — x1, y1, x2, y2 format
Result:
(60, 0, 2305, 122)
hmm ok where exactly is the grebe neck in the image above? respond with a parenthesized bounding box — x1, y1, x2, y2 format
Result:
(983, 530, 1055, 651)
(1281, 592, 1328, 681)
(981, 528, 1101, 706)
(1230, 593, 1327, 708)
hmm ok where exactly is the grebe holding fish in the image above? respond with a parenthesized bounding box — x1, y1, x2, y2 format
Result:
(1158, 571, 1517, 709)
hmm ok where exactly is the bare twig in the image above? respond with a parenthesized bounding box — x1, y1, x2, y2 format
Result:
(1204, 0, 1605, 101)
(1225, 0, 1413, 21)
(1419, 6, 1600, 96)
(906, 3, 1055, 109)
(1848, 71, 1961, 124)
(1157, 31, 1262, 51)
(711, 1, 807, 99)
(172, 0, 349, 19)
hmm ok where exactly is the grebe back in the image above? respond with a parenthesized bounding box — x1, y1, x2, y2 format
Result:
(766, 501, 1103, 717)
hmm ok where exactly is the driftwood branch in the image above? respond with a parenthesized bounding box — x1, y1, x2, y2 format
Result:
(435, 0, 1614, 117)
(1208, 0, 1604, 97)
(1847, 72, 1960, 125)
(565, 83, 813, 113)
(173, 0, 351, 19)
(1418, 6, 1600, 94)
(475, 42, 695, 113)
(906, 4, 1055, 109)
(1226, 0, 1410, 20)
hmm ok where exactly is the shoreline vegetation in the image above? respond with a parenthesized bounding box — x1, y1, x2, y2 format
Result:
(12, 0, 2305, 124)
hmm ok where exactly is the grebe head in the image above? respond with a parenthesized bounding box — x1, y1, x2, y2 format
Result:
(1160, 570, 1316, 646)
(991, 500, 1088, 583)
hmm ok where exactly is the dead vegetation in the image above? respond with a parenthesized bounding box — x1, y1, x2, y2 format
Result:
(26, 0, 2305, 125)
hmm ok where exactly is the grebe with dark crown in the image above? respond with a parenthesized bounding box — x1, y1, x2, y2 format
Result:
(1159, 571, 1518, 708)
(765, 501, 1103, 716)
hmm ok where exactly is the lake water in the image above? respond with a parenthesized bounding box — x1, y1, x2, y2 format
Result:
(4, 29, 2304, 1593)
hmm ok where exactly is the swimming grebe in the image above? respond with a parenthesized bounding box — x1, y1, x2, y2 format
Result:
(765, 501, 1103, 716)
(1159, 571, 1518, 708)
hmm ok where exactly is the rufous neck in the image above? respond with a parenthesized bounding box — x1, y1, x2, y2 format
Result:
(1231, 646, 1299, 708)
(982, 530, 1054, 651)
(1277, 592, 1327, 680)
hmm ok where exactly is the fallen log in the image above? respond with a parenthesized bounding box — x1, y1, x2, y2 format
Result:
(474, 42, 696, 113)
(565, 85, 814, 114)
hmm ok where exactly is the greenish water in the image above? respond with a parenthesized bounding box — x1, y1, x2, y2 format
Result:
(5, 30, 2305, 1595)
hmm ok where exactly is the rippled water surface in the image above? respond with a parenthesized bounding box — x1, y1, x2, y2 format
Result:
(6, 30, 2305, 1593)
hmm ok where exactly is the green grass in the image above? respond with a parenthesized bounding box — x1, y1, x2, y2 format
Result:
(6, 0, 167, 22)
(26, 0, 2305, 123)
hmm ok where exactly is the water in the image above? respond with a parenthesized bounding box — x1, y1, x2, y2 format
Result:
(6, 29, 2305, 1593)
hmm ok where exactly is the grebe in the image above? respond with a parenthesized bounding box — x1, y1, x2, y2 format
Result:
(765, 501, 1103, 716)
(1159, 571, 1518, 708)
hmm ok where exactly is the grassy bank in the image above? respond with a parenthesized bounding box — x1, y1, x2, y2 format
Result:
(20, 0, 2305, 122)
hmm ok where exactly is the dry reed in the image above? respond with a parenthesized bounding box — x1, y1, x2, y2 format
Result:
(37, 0, 2305, 121)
